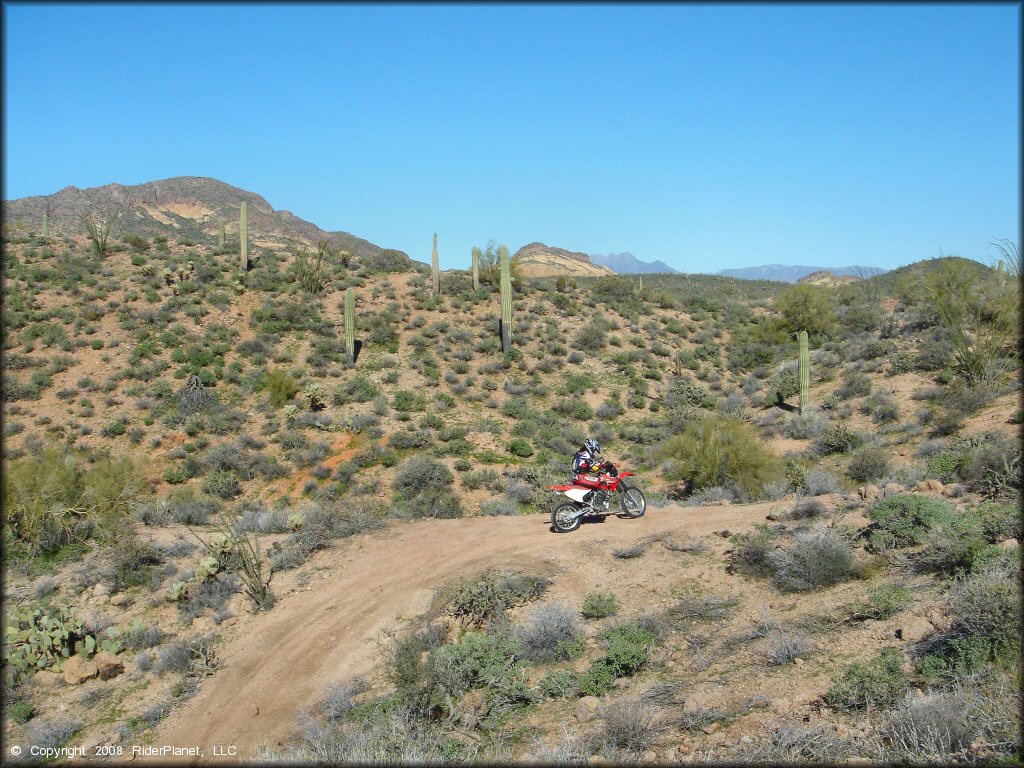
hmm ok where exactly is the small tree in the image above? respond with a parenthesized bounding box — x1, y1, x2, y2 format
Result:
(776, 283, 837, 338)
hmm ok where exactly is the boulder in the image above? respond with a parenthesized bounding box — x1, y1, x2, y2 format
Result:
(94, 651, 124, 680)
(63, 655, 99, 686)
(858, 485, 880, 501)
(926, 479, 944, 492)
(93, 582, 111, 598)
(998, 538, 1018, 550)
(926, 610, 952, 632)
(882, 483, 904, 498)
(109, 593, 131, 607)
(896, 617, 935, 643)
(34, 669, 65, 690)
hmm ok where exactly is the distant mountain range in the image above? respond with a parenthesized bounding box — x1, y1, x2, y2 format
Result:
(2, 176, 410, 265)
(590, 252, 679, 274)
(714, 264, 887, 282)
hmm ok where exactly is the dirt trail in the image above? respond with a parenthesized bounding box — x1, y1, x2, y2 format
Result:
(142, 500, 775, 763)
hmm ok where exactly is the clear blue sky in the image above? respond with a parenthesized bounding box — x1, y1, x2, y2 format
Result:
(3, 3, 1019, 272)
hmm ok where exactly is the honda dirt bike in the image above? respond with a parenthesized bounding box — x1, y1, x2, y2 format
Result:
(547, 463, 646, 533)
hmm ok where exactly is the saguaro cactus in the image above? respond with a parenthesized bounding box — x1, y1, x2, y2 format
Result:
(240, 202, 249, 271)
(638, 275, 643, 292)
(471, 246, 480, 290)
(499, 244, 512, 353)
(798, 330, 810, 416)
(42, 213, 50, 239)
(345, 287, 356, 366)
(218, 221, 225, 250)
(431, 233, 440, 295)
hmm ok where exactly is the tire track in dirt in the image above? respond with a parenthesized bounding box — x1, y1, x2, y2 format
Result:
(143, 501, 774, 762)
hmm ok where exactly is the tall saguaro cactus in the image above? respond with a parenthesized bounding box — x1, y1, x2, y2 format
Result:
(345, 287, 356, 366)
(42, 212, 50, 239)
(218, 221, 225, 250)
(798, 330, 810, 416)
(471, 246, 480, 290)
(431, 233, 440, 294)
(499, 244, 512, 353)
(240, 202, 249, 271)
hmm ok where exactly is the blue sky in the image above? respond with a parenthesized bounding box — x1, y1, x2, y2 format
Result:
(3, 3, 1019, 272)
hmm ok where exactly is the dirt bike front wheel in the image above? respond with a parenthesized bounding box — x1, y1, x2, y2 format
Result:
(618, 486, 646, 519)
(552, 503, 583, 533)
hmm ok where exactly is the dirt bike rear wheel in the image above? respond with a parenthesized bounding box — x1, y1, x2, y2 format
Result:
(552, 503, 583, 533)
(619, 486, 646, 518)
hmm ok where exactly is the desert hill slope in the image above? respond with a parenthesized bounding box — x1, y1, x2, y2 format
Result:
(2, 176, 410, 264)
(1, 201, 1019, 764)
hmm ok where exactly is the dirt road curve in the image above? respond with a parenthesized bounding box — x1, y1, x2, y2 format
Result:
(142, 501, 772, 763)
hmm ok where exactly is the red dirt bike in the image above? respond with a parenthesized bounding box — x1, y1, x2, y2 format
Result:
(547, 463, 647, 533)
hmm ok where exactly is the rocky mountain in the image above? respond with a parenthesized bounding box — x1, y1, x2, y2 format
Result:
(590, 252, 679, 274)
(511, 242, 615, 278)
(715, 264, 886, 282)
(798, 270, 861, 287)
(2, 176, 409, 263)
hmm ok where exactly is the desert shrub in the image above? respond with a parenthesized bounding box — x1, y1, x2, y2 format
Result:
(948, 562, 1021, 654)
(790, 497, 826, 520)
(846, 447, 890, 482)
(579, 623, 656, 695)
(805, 469, 841, 496)
(538, 669, 579, 699)
(514, 602, 584, 663)
(480, 497, 518, 516)
(202, 470, 240, 500)
(658, 414, 783, 498)
(918, 515, 994, 576)
(763, 629, 812, 666)
(853, 583, 912, 620)
(235, 503, 290, 534)
(581, 591, 619, 619)
(263, 369, 299, 408)
(768, 524, 857, 592)
(445, 569, 550, 627)
(668, 588, 736, 624)
(428, 630, 534, 717)
(393, 457, 452, 497)
(835, 370, 872, 399)
(123, 623, 164, 650)
(813, 423, 860, 455)
(28, 716, 82, 751)
(729, 524, 779, 576)
(179, 573, 239, 622)
(729, 723, 854, 763)
(461, 468, 499, 491)
(599, 699, 659, 753)
(972, 501, 1020, 542)
(962, 433, 1021, 499)
(825, 649, 909, 711)
(3, 444, 142, 552)
(506, 438, 534, 458)
(867, 494, 955, 548)
(780, 412, 828, 440)
(108, 536, 163, 591)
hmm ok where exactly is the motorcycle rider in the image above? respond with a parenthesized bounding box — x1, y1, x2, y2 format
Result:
(572, 438, 613, 508)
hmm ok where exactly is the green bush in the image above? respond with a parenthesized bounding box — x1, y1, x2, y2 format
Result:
(768, 526, 857, 592)
(857, 584, 912, 620)
(393, 389, 427, 412)
(3, 445, 142, 552)
(776, 283, 837, 337)
(846, 447, 890, 482)
(658, 414, 783, 498)
(814, 424, 860, 455)
(824, 649, 909, 711)
(202, 470, 241, 500)
(867, 495, 955, 548)
(729, 524, 779, 576)
(948, 562, 1021, 655)
(506, 438, 534, 458)
(538, 669, 579, 699)
(578, 622, 656, 695)
(263, 369, 299, 408)
(581, 591, 619, 619)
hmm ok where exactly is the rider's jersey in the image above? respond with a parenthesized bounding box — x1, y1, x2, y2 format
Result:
(572, 449, 601, 477)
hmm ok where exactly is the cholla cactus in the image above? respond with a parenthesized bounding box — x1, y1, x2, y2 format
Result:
(298, 382, 327, 411)
(194, 556, 221, 581)
(167, 581, 191, 602)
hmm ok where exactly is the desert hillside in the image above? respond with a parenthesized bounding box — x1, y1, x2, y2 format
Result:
(1, 196, 1020, 764)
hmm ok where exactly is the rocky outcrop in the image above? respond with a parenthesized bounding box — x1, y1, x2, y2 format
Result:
(511, 242, 616, 278)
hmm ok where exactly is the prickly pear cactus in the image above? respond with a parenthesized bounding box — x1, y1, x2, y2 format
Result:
(287, 512, 306, 531)
(3, 606, 96, 684)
